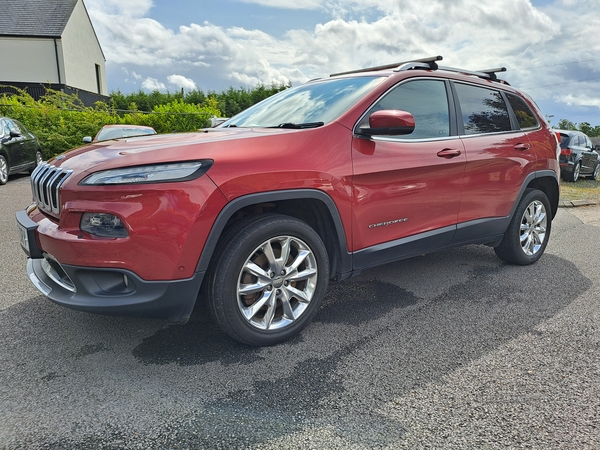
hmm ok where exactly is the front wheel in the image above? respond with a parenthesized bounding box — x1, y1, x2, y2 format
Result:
(494, 189, 551, 265)
(205, 214, 330, 346)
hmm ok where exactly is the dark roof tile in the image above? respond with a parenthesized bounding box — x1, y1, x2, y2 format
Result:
(0, 0, 78, 37)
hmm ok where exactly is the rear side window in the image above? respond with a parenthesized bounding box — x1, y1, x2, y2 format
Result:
(507, 93, 538, 129)
(362, 79, 450, 139)
(454, 83, 511, 135)
(559, 134, 570, 148)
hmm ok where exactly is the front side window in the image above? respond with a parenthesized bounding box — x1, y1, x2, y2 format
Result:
(360, 79, 450, 139)
(507, 93, 538, 129)
(455, 83, 511, 135)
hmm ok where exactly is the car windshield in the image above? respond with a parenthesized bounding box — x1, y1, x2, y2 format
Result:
(97, 127, 155, 141)
(221, 76, 385, 128)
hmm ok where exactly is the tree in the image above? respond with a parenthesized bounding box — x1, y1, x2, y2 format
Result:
(556, 118, 576, 130)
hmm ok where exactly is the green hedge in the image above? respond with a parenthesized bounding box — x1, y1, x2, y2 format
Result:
(0, 87, 221, 158)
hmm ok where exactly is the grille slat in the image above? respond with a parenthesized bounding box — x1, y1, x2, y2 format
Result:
(30, 163, 72, 215)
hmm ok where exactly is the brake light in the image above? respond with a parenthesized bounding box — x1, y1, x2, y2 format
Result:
(561, 147, 572, 156)
(554, 131, 561, 144)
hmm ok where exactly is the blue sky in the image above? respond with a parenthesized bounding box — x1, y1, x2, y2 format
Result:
(85, 0, 600, 126)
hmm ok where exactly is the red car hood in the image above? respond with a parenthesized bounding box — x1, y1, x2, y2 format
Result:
(51, 128, 303, 173)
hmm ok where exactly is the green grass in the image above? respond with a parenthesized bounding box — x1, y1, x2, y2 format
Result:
(560, 178, 600, 203)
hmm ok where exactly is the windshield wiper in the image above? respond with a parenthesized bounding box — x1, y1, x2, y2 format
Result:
(272, 122, 324, 129)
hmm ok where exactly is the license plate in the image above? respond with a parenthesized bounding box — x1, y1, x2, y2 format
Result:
(17, 221, 31, 256)
(15, 210, 41, 258)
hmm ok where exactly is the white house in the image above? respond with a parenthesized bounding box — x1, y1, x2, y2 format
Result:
(0, 0, 108, 105)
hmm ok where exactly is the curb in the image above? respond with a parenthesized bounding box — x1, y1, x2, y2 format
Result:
(558, 200, 600, 208)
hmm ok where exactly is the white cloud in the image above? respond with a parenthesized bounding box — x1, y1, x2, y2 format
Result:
(84, 0, 600, 121)
(167, 75, 197, 90)
(141, 77, 166, 91)
(237, 0, 324, 9)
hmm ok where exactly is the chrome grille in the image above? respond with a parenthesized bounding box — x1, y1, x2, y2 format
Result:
(30, 163, 72, 215)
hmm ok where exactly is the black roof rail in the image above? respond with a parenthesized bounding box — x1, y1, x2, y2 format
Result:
(330, 56, 509, 84)
(433, 65, 509, 84)
(330, 55, 443, 77)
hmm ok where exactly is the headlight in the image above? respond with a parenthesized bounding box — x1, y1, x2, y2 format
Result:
(80, 160, 213, 185)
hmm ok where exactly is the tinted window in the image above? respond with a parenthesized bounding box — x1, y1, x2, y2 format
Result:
(455, 83, 511, 135)
(559, 133, 570, 148)
(507, 93, 538, 129)
(363, 79, 450, 139)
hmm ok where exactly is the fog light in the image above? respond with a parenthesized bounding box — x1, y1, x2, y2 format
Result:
(81, 213, 128, 238)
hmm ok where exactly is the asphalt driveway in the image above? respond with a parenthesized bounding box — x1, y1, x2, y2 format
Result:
(1, 174, 599, 449)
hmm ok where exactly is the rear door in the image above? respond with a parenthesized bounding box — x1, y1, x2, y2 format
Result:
(453, 83, 537, 225)
(351, 78, 465, 256)
(580, 135, 596, 173)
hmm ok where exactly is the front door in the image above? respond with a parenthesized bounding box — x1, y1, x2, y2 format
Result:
(351, 79, 465, 263)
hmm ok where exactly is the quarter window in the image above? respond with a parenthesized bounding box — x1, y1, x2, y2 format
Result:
(362, 79, 450, 139)
(507, 93, 538, 129)
(455, 83, 511, 135)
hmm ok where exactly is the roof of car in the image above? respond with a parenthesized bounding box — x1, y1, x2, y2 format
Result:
(555, 129, 586, 136)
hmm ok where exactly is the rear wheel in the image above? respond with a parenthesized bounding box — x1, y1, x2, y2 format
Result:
(588, 163, 600, 181)
(205, 214, 329, 346)
(494, 189, 551, 265)
(29, 150, 43, 174)
(0, 155, 8, 185)
(566, 161, 580, 182)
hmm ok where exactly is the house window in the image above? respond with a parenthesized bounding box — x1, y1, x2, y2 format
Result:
(95, 64, 102, 94)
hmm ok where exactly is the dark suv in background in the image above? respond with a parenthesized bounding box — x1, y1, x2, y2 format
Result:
(557, 129, 600, 182)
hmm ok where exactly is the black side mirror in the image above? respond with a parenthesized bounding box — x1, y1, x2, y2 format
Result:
(9, 130, 21, 138)
(356, 110, 416, 137)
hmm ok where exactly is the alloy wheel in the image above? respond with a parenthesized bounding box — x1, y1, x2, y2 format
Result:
(520, 200, 547, 256)
(236, 235, 318, 331)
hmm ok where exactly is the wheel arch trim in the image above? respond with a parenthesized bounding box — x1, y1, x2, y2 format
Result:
(517, 169, 560, 219)
(195, 189, 352, 277)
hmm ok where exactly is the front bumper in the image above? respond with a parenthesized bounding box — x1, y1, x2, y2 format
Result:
(17, 210, 204, 322)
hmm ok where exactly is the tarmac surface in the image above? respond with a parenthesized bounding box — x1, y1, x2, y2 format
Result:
(1, 174, 599, 449)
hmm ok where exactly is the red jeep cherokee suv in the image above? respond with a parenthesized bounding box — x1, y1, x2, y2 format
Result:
(17, 56, 560, 346)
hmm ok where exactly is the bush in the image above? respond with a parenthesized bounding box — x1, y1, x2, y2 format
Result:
(0, 87, 221, 159)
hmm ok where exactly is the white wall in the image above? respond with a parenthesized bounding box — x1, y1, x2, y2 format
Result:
(61, 0, 107, 95)
(0, 37, 63, 84)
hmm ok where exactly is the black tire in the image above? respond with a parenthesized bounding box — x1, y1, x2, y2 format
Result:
(205, 214, 329, 346)
(494, 189, 551, 265)
(0, 155, 8, 185)
(565, 161, 580, 182)
(588, 163, 600, 181)
(29, 150, 43, 174)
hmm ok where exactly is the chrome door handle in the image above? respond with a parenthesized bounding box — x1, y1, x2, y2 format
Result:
(437, 148, 462, 158)
(514, 143, 531, 151)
